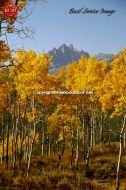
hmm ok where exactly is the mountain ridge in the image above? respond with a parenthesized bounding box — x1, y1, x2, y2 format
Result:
(47, 44, 114, 73)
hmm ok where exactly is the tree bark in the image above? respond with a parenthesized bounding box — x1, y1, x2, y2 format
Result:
(100, 112, 104, 147)
(41, 120, 45, 156)
(75, 102, 79, 168)
(75, 128, 79, 168)
(12, 103, 20, 171)
(27, 95, 36, 177)
(116, 114, 126, 190)
(70, 127, 74, 167)
(82, 116, 86, 161)
(1, 115, 5, 163)
(6, 112, 10, 169)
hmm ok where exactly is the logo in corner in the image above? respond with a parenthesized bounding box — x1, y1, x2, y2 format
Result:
(3, 3, 18, 19)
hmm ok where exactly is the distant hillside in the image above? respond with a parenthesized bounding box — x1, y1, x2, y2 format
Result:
(48, 44, 89, 73)
(95, 53, 114, 62)
(47, 44, 114, 73)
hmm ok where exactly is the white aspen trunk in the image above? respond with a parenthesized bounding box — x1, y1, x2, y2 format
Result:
(108, 119, 111, 146)
(27, 95, 36, 177)
(25, 135, 30, 163)
(82, 116, 86, 160)
(6, 114, 9, 169)
(123, 131, 126, 148)
(11, 126, 14, 163)
(41, 122, 44, 156)
(90, 114, 93, 148)
(1, 114, 4, 163)
(1, 128, 4, 163)
(75, 102, 79, 168)
(12, 103, 20, 170)
(48, 137, 51, 156)
(75, 128, 79, 168)
(71, 127, 74, 167)
(27, 134, 35, 177)
(85, 114, 89, 166)
(93, 110, 96, 147)
(85, 105, 92, 168)
(100, 113, 104, 147)
(85, 147, 90, 168)
(22, 137, 26, 161)
(116, 114, 126, 190)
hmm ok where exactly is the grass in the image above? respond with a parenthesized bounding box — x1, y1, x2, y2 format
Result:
(0, 143, 126, 190)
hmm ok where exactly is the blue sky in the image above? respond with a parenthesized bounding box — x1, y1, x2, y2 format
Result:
(7, 0, 126, 55)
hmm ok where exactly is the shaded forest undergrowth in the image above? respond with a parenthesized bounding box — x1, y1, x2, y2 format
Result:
(0, 143, 126, 190)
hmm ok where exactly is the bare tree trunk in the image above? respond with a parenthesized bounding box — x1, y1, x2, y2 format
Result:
(24, 137, 27, 161)
(25, 135, 30, 162)
(93, 110, 96, 147)
(70, 127, 74, 167)
(48, 138, 51, 156)
(1, 115, 5, 163)
(85, 146, 90, 168)
(108, 119, 111, 146)
(116, 114, 126, 190)
(75, 128, 79, 168)
(123, 131, 126, 148)
(90, 115, 93, 148)
(100, 112, 104, 147)
(82, 116, 86, 161)
(11, 124, 14, 163)
(19, 104, 27, 169)
(85, 111, 91, 169)
(75, 102, 79, 168)
(57, 139, 65, 168)
(90, 105, 96, 149)
(12, 103, 20, 171)
(2, 128, 5, 163)
(27, 95, 36, 177)
(6, 112, 10, 169)
(47, 135, 51, 156)
(27, 133, 35, 177)
(41, 122, 44, 156)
